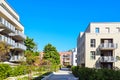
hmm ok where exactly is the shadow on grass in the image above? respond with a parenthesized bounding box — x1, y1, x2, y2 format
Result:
(33, 72, 52, 80)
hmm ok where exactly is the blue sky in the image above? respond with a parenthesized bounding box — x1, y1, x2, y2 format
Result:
(7, 0, 120, 51)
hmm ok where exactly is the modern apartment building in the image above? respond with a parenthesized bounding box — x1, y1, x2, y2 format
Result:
(77, 22, 120, 69)
(0, 0, 26, 62)
(71, 48, 77, 66)
(59, 52, 72, 66)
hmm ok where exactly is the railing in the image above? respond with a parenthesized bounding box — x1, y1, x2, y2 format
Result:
(0, 35, 15, 46)
(15, 30, 26, 39)
(15, 43, 26, 50)
(9, 55, 26, 62)
(0, 17, 15, 32)
(99, 56, 117, 62)
(99, 43, 117, 50)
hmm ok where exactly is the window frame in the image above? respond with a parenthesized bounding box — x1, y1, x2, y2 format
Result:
(95, 28, 99, 33)
(90, 39, 96, 47)
(116, 27, 120, 32)
(90, 51, 96, 60)
(105, 27, 110, 33)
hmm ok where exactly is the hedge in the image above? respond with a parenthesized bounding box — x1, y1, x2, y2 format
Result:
(71, 66, 120, 80)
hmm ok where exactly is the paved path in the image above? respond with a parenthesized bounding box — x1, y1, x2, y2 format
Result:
(48, 68, 78, 80)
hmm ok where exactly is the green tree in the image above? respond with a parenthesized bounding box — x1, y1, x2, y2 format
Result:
(43, 43, 60, 65)
(24, 37, 37, 51)
(24, 50, 39, 65)
(0, 42, 11, 61)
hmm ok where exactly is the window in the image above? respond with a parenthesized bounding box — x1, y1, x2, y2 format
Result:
(116, 27, 120, 32)
(90, 51, 96, 60)
(95, 28, 99, 33)
(90, 39, 96, 47)
(106, 27, 110, 33)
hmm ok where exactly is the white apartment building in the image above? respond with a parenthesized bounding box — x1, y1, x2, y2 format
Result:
(0, 0, 26, 62)
(77, 22, 120, 69)
(71, 48, 77, 66)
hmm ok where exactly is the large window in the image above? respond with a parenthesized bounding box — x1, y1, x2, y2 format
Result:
(90, 51, 96, 60)
(90, 39, 96, 47)
(95, 28, 99, 33)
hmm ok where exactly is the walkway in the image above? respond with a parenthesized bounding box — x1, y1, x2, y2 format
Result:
(48, 68, 78, 80)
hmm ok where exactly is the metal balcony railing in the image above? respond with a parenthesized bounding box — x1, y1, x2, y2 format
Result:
(15, 30, 26, 39)
(99, 56, 117, 62)
(9, 55, 26, 62)
(0, 35, 15, 46)
(0, 17, 15, 32)
(99, 43, 117, 50)
(15, 43, 26, 50)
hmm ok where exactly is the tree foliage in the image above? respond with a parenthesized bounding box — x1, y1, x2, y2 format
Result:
(0, 42, 11, 61)
(24, 50, 39, 65)
(43, 44, 60, 65)
(24, 37, 37, 51)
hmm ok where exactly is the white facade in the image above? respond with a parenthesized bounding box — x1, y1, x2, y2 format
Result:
(0, 0, 26, 62)
(77, 22, 120, 69)
(71, 48, 77, 66)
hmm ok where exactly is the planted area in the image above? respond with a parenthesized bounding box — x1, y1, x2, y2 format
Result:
(72, 66, 120, 80)
(0, 64, 29, 80)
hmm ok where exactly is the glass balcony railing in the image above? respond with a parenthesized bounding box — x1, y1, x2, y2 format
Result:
(99, 43, 117, 50)
(99, 56, 117, 62)
(0, 17, 15, 32)
(15, 43, 26, 50)
(15, 30, 26, 39)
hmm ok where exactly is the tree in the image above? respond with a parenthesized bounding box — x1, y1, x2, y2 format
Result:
(43, 43, 60, 65)
(0, 42, 11, 61)
(24, 50, 39, 65)
(24, 37, 37, 51)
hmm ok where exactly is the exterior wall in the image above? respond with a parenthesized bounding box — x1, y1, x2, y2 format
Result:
(77, 22, 120, 69)
(85, 33, 120, 68)
(77, 32, 85, 66)
(0, 0, 26, 62)
(59, 52, 72, 66)
(90, 23, 120, 33)
(71, 48, 77, 66)
(0, 0, 24, 30)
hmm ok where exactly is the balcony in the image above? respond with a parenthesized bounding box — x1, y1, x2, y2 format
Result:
(99, 43, 117, 50)
(9, 55, 26, 62)
(0, 35, 15, 46)
(15, 30, 26, 40)
(99, 56, 117, 62)
(63, 60, 70, 62)
(15, 43, 26, 51)
(0, 17, 15, 33)
(0, 4, 24, 30)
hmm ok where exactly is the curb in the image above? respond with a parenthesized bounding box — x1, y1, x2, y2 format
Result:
(41, 72, 54, 80)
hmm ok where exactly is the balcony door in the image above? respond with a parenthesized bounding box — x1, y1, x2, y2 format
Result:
(101, 50, 113, 56)
(101, 39, 113, 43)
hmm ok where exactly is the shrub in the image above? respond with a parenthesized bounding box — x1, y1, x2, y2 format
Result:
(10, 65, 29, 76)
(66, 65, 71, 68)
(0, 64, 11, 79)
(72, 66, 120, 80)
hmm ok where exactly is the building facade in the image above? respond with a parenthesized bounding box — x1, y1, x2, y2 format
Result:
(0, 0, 26, 62)
(59, 52, 72, 66)
(77, 22, 120, 69)
(71, 48, 77, 66)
